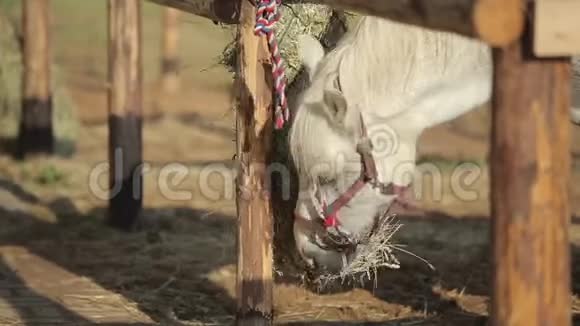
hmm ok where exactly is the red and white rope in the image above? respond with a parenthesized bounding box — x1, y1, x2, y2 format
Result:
(254, 0, 289, 129)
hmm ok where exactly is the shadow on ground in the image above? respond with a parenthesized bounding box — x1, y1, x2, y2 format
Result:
(0, 177, 579, 325)
(0, 263, 157, 325)
(0, 177, 236, 325)
(0, 136, 77, 160)
(0, 258, 97, 325)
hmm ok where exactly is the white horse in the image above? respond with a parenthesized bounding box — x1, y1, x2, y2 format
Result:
(289, 15, 580, 273)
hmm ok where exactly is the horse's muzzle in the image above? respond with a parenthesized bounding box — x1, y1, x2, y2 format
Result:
(294, 212, 358, 254)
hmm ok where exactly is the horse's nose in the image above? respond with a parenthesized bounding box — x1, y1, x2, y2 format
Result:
(293, 212, 358, 274)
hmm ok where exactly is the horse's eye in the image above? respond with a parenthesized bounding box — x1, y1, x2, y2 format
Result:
(318, 176, 333, 185)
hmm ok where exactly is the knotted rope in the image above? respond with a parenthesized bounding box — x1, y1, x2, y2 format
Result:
(254, 0, 289, 129)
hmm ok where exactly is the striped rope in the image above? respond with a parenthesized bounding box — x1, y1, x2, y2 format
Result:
(254, 0, 289, 129)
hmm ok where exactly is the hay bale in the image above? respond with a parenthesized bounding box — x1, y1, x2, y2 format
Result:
(218, 4, 360, 84)
(0, 12, 78, 156)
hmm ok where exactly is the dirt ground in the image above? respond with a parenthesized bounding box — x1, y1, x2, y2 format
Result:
(1, 1, 580, 325)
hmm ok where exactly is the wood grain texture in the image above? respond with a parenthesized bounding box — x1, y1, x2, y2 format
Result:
(146, 0, 525, 46)
(18, 0, 54, 157)
(534, 0, 580, 56)
(234, 0, 275, 325)
(490, 17, 572, 326)
(107, 0, 144, 231)
(473, 0, 524, 46)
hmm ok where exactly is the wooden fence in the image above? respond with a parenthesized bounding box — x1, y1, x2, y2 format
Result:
(19, 0, 53, 157)
(17, 0, 578, 325)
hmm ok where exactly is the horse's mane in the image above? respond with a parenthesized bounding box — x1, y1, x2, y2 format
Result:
(289, 16, 489, 183)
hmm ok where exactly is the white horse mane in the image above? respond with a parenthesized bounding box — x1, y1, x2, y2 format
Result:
(290, 16, 490, 185)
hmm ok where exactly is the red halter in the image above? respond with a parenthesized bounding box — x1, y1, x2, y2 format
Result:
(319, 113, 412, 228)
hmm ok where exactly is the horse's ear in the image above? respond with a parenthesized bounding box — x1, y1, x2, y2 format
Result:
(298, 34, 324, 80)
(323, 89, 347, 123)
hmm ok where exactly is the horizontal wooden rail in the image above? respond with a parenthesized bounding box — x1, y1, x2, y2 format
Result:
(147, 0, 239, 23)
(145, 0, 525, 46)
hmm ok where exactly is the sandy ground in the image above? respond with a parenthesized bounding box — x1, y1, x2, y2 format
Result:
(1, 1, 580, 325)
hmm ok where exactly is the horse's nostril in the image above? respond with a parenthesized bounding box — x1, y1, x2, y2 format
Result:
(304, 254, 318, 269)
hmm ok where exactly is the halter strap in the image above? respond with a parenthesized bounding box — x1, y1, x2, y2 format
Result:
(317, 73, 411, 228)
(321, 112, 399, 223)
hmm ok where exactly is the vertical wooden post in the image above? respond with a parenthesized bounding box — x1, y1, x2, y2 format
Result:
(490, 12, 571, 326)
(160, 7, 181, 95)
(107, 0, 143, 231)
(19, 0, 53, 158)
(235, 0, 274, 324)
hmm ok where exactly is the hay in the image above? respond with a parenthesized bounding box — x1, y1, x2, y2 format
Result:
(218, 4, 335, 83)
(314, 212, 403, 288)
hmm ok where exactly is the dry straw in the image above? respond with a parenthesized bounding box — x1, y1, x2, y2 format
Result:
(218, 4, 334, 83)
(314, 212, 404, 289)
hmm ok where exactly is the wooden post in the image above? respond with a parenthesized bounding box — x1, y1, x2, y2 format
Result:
(490, 11, 572, 326)
(234, 0, 274, 324)
(107, 0, 143, 231)
(534, 0, 580, 57)
(18, 0, 53, 158)
(160, 7, 181, 95)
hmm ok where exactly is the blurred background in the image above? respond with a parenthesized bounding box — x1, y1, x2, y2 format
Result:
(0, 1, 578, 325)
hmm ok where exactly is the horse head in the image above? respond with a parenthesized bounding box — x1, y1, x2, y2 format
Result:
(288, 16, 580, 277)
(288, 34, 420, 274)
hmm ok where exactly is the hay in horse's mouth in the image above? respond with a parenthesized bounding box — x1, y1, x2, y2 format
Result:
(315, 212, 403, 287)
